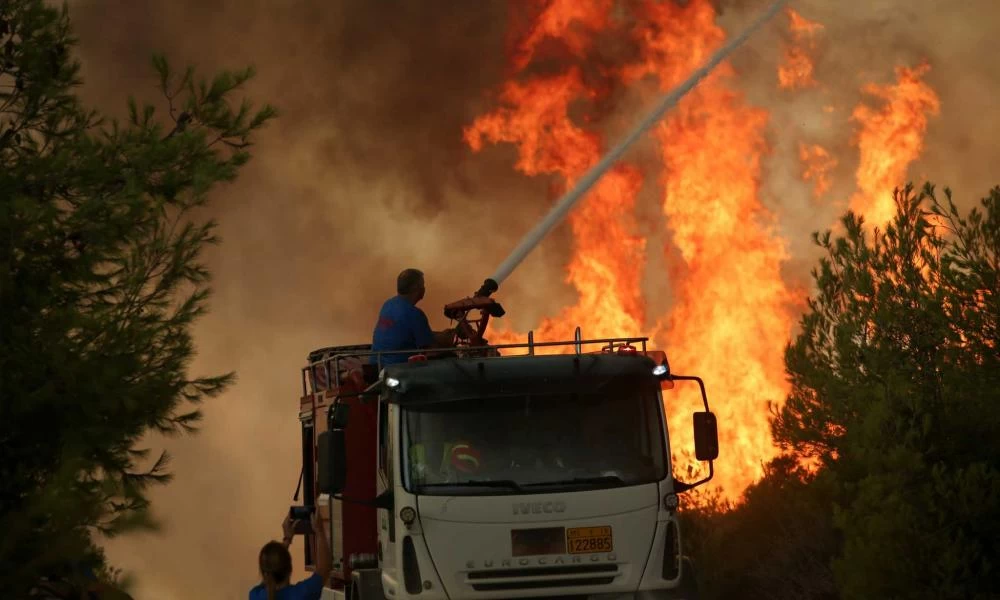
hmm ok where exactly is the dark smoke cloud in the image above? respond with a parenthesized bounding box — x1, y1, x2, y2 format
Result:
(62, 0, 999, 597)
(73, 0, 515, 213)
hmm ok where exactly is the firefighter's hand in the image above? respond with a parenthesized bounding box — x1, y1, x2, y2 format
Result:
(282, 514, 297, 544)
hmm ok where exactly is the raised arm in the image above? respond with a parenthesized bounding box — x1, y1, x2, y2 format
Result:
(312, 513, 332, 581)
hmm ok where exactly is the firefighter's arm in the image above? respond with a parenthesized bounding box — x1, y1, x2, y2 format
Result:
(281, 514, 296, 548)
(313, 513, 332, 580)
(413, 309, 453, 349)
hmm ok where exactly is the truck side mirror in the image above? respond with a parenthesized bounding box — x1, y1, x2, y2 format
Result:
(317, 429, 347, 495)
(693, 412, 719, 461)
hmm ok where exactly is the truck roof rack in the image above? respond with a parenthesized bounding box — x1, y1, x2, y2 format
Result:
(301, 330, 664, 397)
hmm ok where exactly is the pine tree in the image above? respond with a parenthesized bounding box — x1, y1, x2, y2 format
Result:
(773, 183, 1000, 598)
(0, 1, 276, 594)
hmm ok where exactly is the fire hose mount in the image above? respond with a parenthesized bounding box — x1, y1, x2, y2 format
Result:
(444, 279, 505, 349)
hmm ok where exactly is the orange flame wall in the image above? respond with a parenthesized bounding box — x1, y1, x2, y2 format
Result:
(625, 0, 792, 492)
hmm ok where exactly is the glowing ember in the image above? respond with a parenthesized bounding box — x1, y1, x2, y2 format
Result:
(800, 143, 837, 199)
(788, 7, 824, 36)
(850, 63, 940, 227)
(778, 8, 823, 90)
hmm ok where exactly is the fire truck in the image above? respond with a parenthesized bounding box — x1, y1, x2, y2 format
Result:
(291, 281, 718, 600)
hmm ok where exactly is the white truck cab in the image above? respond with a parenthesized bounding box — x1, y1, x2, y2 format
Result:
(314, 344, 716, 600)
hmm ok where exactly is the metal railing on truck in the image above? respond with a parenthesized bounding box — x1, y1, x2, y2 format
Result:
(300, 327, 653, 397)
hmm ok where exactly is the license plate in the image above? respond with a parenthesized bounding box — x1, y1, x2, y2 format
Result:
(566, 526, 613, 554)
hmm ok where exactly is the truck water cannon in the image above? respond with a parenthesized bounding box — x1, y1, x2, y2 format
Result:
(443, 278, 504, 348)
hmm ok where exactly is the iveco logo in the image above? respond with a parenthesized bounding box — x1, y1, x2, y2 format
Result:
(512, 501, 567, 515)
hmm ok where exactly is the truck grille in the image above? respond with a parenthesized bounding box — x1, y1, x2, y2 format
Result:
(466, 564, 619, 592)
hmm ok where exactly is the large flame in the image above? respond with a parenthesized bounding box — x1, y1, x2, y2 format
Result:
(850, 63, 941, 226)
(778, 8, 824, 90)
(623, 0, 792, 492)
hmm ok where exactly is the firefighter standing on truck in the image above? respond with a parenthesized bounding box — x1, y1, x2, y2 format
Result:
(370, 268, 453, 365)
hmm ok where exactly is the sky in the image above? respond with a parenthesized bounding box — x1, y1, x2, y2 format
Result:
(62, 0, 999, 597)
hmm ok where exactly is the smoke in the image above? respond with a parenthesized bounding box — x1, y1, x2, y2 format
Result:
(719, 0, 1000, 285)
(62, 0, 1000, 597)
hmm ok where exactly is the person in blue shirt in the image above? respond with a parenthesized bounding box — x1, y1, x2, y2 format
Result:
(371, 268, 454, 365)
(249, 513, 331, 600)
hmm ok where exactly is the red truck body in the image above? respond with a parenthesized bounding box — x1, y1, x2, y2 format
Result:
(299, 346, 380, 590)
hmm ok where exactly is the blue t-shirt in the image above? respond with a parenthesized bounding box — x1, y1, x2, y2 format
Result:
(371, 295, 435, 365)
(248, 574, 323, 600)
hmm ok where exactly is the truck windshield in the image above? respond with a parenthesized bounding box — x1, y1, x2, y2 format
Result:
(400, 378, 667, 495)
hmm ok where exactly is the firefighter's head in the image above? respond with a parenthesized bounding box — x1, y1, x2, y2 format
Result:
(449, 441, 482, 474)
(397, 268, 426, 303)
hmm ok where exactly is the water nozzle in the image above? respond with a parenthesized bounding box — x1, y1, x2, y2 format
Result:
(474, 278, 499, 298)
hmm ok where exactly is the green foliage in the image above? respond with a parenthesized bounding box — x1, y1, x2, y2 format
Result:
(772, 183, 1000, 599)
(0, 0, 275, 594)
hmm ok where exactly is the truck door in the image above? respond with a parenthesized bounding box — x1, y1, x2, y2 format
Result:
(377, 400, 398, 583)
